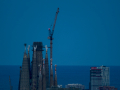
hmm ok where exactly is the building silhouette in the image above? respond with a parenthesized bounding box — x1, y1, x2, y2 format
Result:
(98, 86, 117, 90)
(20, 44, 30, 90)
(89, 66, 110, 90)
(19, 42, 57, 90)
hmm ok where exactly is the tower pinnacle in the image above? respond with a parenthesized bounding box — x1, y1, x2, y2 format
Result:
(24, 43, 27, 53)
(20, 44, 30, 90)
(27, 45, 30, 53)
(34, 45, 37, 52)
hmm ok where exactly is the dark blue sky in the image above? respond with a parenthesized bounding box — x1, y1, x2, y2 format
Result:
(0, 0, 120, 66)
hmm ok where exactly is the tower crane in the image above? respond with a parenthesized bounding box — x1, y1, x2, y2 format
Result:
(48, 8, 59, 60)
(48, 8, 59, 87)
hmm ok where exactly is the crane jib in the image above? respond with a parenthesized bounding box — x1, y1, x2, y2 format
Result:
(52, 8, 59, 31)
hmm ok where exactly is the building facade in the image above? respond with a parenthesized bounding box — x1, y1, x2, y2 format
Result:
(90, 66, 110, 90)
(98, 86, 117, 90)
(65, 84, 85, 90)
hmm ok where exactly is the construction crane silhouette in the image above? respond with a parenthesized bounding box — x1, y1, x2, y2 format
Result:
(48, 8, 59, 60)
(9, 76, 13, 90)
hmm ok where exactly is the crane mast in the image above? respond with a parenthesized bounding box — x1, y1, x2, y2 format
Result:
(48, 8, 59, 87)
(48, 8, 59, 59)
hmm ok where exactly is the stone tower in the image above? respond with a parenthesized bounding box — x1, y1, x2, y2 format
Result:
(31, 45, 37, 90)
(20, 44, 30, 90)
(27, 45, 30, 78)
(38, 64, 42, 90)
(42, 59, 46, 90)
(19, 42, 59, 90)
(45, 45, 49, 88)
(54, 65, 57, 87)
(31, 42, 44, 90)
(50, 58, 53, 87)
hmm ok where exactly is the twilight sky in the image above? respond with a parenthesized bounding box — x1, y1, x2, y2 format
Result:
(0, 0, 120, 66)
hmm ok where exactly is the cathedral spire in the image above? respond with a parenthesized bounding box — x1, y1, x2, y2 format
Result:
(54, 64, 57, 87)
(27, 45, 30, 68)
(50, 58, 53, 87)
(20, 44, 30, 90)
(27, 45, 30, 82)
(27, 45, 30, 53)
(45, 45, 49, 88)
(43, 58, 46, 90)
(24, 43, 27, 53)
(31, 45, 37, 90)
(32, 42, 44, 90)
(38, 64, 42, 90)
(23, 43, 27, 58)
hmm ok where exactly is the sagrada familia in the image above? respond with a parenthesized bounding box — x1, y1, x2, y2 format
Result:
(18, 42, 57, 90)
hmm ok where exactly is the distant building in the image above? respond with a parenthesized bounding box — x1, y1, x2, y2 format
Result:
(89, 65, 110, 90)
(65, 84, 85, 90)
(47, 88, 82, 90)
(57, 85, 62, 88)
(98, 86, 117, 90)
(47, 84, 85, 90)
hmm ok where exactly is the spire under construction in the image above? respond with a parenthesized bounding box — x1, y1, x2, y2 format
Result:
(38, 64, 42, 90)
(50, 58, 53, 87)
(45, 45, 49, 88)
(19, 7, 59, 89)
(33, 42, 43, 89)
(54, 64, 57, 87)
(20, 44, 30, 90)
(31, 45, 37, 90)
(31, 42, 44, 90)
(27, 45, 30, 77)
(42, 58, 46, 90)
